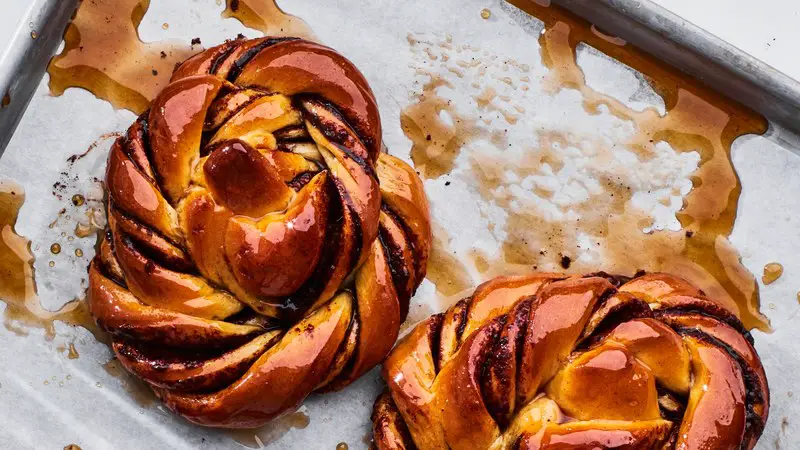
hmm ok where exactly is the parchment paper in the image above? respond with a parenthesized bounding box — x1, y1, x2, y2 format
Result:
(0, 0, 797, 448)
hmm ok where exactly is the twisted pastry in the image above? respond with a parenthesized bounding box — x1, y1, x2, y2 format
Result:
(88, 37, 431, 428)
(372, 273, 769, 449)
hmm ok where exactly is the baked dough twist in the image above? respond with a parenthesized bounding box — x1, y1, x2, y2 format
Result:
(372, 273, 768, 449)
(88, 37, 431, 428)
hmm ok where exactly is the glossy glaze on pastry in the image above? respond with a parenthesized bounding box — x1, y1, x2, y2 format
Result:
(372, 272, 768, 449)
(88, 37, 431, 428)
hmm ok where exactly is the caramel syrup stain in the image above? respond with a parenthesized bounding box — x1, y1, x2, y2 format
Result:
(71, 194, 85, 207)
(67, 342, 80, 359)
(224, 0, 314, 40)
(590, 25, 626, 47)
(0, 181, 99, 339)
(402, 73, 481, 179)
(406, 1, 770, 330)
(47, 0, 198, 114)
(425, 223, 473, 297)
(227, 410, 310, 448)
(763, 262, 783, 285)
(362, 433, 373, 447)
(74, 208, 105, 238)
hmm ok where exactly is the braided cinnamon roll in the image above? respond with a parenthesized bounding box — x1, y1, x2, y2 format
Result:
(372, 273, 769, 449)
(88, 37, 431, 428)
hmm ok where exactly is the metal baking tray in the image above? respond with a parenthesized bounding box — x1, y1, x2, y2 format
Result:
(0, 0, 78, 152)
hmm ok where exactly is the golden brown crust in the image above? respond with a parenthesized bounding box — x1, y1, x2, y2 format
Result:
(373, 272, 769, 450)
(88, 37, 431, 428)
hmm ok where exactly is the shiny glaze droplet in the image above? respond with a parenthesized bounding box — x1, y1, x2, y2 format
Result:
(71, 194, 85, 206)
(762, 262, 783, 285)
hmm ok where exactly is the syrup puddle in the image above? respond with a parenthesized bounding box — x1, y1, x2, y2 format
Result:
(224, 0, 314, 39)
(0, 181, 98, 339)
(102, 359, 157, 407)
(57, 342, 80, 360)
(47, 0, 198, 114)
(405, 1, 770, 330)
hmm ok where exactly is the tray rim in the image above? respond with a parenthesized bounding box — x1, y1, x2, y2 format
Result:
(0, 0, 78, 156)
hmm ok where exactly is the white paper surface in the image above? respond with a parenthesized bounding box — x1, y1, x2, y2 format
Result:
(0, 0, 798, 448)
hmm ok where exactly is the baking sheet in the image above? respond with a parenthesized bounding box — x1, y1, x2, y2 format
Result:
(0, 0, 798, 448)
